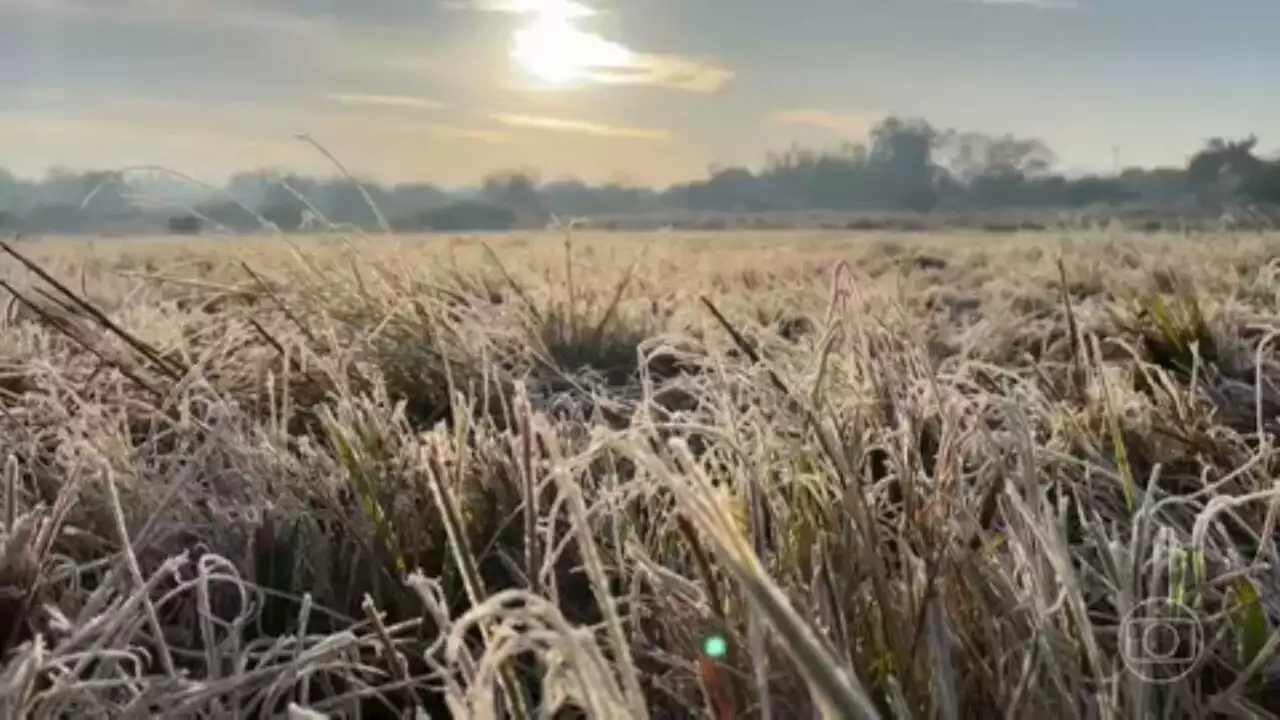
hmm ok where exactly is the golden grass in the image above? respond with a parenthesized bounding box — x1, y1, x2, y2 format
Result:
(4, 228, 1280, 718)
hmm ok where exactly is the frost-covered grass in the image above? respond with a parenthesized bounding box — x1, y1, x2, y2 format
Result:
(4, 229, 1280, 718)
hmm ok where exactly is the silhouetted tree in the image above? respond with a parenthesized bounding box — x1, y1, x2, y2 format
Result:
(1186, 137, 1268, 209)
(865, 116, 943, 209)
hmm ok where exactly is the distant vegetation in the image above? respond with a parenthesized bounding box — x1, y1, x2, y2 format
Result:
(2, 115, 1280, 235)
(167, 213, 202, 235)
(391, 200, 518, 233)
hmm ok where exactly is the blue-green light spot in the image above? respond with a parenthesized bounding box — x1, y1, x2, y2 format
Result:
(703, 635, 728, 659)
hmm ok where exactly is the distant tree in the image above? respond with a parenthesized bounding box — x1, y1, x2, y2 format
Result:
(384, 182, 452, 218)
(259, 201, 306, 232)
(394, 200, 518, 232)
(23, 203, 83, 234)
(77, 170, 134, 215)
(937, 130, 1056, 183)
(759, 143, 872, 209)
(867, 116, 944, 210)
(1188, 137, 1262, 186)
(39, 167, 87, 206)
(315, 178, 390, 230)
(226, 170, 277, 208)
(934, 129, 1059, 208)
(0, 209, 14, 231)
(1243, 162, 1280, 204)
(680, 166, 781, 212)
(240, 173, 318, 231)
(1118, 167, 1191, 205)
(5, 112, 1280, 232)
(1066, 175, 1134, 206)
(0, 168, 25, 216)
(481, 171, 545, 219)
(168, 214, 203, 235)
(540, 179, 661, 216)
(194, 201, 262, 232)
(1186, 136, 1267, 209)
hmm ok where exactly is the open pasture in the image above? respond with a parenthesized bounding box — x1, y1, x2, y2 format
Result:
(4, 229, 1280, 718)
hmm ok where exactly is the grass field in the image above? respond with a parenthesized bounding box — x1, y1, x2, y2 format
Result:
(3, 228, 1280, 718)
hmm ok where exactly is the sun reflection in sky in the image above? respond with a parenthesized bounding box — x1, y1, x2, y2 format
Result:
(507, 0, 635, 88)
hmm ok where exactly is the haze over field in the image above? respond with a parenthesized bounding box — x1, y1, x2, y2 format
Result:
(3, 0, 1279, 185)
(4, 1, 1280, 236)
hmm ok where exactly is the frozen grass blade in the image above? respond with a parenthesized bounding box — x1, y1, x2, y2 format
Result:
(2, 231, 1280, 718)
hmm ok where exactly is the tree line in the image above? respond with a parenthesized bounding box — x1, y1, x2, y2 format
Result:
(2, 115, 1279, 235)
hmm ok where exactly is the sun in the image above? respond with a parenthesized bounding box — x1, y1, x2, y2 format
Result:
(509, 3, 633, 88)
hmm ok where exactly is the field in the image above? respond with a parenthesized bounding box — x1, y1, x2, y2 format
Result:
(3, 228, 1280, 718)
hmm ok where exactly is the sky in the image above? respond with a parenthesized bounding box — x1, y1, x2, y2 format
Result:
(1, 0, 1278, 187)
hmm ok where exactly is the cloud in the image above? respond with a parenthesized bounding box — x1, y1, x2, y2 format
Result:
(325, 93, 666, 143)
(420, 123, 509, 143)
(324, 93, 446, 111)
(2, 0, 281, 26)
(584, 53, 734, 94)
(773, 110, 878, 137)
(455, 0, 595, 17)
(9, 0, 729, 95)
(4, 0, 449, 80)
(452, 0, 733, 93)
(491, 113, 671, 140)
(307, 97, 510, 143)
(319, 93, 508, 142)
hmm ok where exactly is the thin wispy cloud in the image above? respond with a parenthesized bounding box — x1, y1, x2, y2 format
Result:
(320, 92, 507, 142)
(421, 123, 509, 143)
(491, 113, 671, 140)
(773, 110, 877, 137)
(586, 54, 734, 94)
(311, 96, 508, 143)
(325, 92, 664, 142)
(324, 93, 446, 111)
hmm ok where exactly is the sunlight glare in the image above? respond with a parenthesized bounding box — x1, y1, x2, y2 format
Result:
(508, 1, 634, 88)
